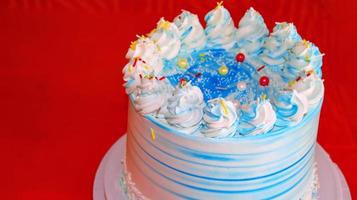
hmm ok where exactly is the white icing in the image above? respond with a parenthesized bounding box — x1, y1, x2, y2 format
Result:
(271, 22, 302, 48)
(174, 10, 206, 51)
(260, 22, 301, 74)
(293, 74, 324, 110)
(150, 18, 181, 60)
(134, 77, 171, 115)
(204, 5, 236, 50)
(239, 100, 277, 136)
(202, 98, 238, 138)
(165, 83, 204, 133)
(236, 7, 269, 54)
(273, 90, 309, 126)
(287, 40, 323, 73)
(123, 37, 163, 95)
(126, 36, 160, 60)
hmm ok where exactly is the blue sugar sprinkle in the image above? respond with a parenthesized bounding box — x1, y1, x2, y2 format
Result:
(166, 48, 263, 103)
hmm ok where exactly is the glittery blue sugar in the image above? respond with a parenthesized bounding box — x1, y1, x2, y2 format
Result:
(166, 48, 261, 103)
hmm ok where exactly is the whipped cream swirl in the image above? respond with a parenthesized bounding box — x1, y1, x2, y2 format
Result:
(236, 7, 269, 55)
(285, 40, 323, 80)
(122, 59, 163, 95)
(150, 18, 181, 60)
(165, 83, 204, 133)
(260, 22, 301, 72)
(239, 100, 277, 136)
(133, 77, 171, 115)
(204, 5, 236, 50)
(202, 98, 238, 138)
(125, 36, 160, 60)
(174, 10, 206, 52)
(293, 74, 324, 110)
(272, 90, 308, 127)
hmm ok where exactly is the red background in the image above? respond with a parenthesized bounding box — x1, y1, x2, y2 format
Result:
(1, 0, 356, 199)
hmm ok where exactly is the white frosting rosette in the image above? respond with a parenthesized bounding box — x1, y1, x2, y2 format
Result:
(123, 37, 163, 95)
(149, 18, 181, 60)
(133, 77, 172, 115)
(239, 100, 277, 136)
(165, 83, 204, 133)
(260, 22, 301, 73)
(204, 4, 236, 50)
(285, 40, 323, 81)
(202, 98, 238, 138)
(272, 90, 309, 127)
(236, 7, 269, 55)
(293, 74, 324, 110)
(174, 10, 206, 52)
(125, 36, 160, 60)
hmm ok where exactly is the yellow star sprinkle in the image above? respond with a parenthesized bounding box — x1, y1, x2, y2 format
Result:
(302, 39, 310, 48)
(261, 94, 267, 101)
(130, 40, 138, 51)
(279, 22, 288, 29)
(150, 128, 156, 141)
(216, 1, 224, 8)
(147, 28, 157, 37)
(158, 19, 171, 30)
(305, 55, 311, 62)
(199, 53, 206, 57)
(220, 99, 229, 116)
(288, 80, 297, 88)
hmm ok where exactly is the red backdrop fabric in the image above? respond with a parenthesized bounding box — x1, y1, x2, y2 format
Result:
(1, 0, 356, 199)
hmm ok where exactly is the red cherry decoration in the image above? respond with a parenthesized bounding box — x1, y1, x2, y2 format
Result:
(259, 76, 270, 87)
(236, 53, 245, 63)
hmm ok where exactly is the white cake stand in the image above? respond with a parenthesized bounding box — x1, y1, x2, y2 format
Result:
(93, 134, 351, 200)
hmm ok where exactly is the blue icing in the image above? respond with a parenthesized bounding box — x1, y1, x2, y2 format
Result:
(273, 93, 299, 127)
(165, 48, 260, 103)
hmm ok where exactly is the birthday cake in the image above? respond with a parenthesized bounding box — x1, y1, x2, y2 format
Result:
(120, 2, 324, 200)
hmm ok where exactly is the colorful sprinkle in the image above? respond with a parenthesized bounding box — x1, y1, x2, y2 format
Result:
(257, 65, 265, 72)
(216, 1, 224, 8)
(261, 94, 267, 101)
(150, 128, 156, 141)
(158, 19, 171, 30)
(143, 65, 151, 70)
(199, 53, 206, 57)
(220, 99, 229, 116)
(288, 80, 297, 87)
(302, 39, 310, 48)
(147, 28, 157, 37)
(130, 40, 137, 51)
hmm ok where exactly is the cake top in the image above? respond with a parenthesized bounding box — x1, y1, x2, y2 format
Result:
(122, 2, 324, 139)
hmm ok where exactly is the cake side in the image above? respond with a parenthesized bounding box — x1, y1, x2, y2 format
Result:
(125, 100, 322, 199)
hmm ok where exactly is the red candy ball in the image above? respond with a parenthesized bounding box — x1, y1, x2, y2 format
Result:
(236, 53, 245, 62)
(259, 76, 270, 87)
